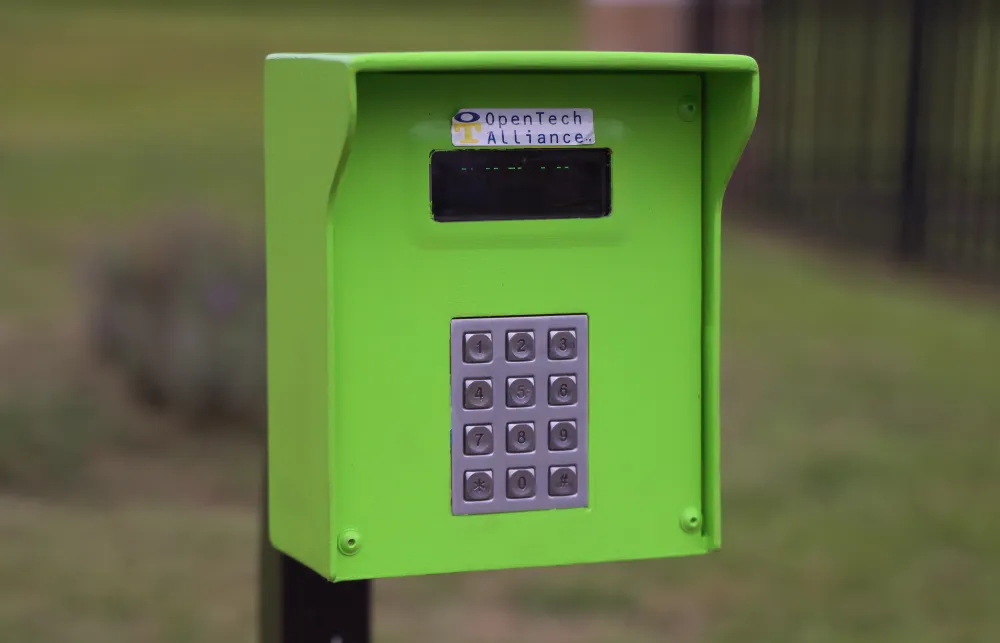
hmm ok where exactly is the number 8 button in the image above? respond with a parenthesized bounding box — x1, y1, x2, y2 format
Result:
(506, 422, 535, 453)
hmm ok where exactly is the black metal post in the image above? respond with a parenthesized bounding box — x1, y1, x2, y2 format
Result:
(260, 464, 372, 643)
(899, 0, 929, 261)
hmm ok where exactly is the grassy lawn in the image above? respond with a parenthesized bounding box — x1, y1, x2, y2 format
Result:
(2, 4, 999, 643)
(2, 227, 999, 642)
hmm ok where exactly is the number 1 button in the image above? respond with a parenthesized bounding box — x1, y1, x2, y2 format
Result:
(463, 332, 493, 363)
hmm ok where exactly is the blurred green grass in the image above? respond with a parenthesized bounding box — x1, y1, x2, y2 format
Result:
(1, 3, 999, 643)
(0, 3, 577, 221)
(3, 228, 999, 643)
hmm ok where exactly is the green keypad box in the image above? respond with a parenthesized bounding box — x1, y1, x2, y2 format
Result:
(451, 314, 589, 515)
(264, 51, 759, 582)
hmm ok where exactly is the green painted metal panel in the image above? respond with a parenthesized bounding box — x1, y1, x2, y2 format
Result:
(264, 51, 759, 581)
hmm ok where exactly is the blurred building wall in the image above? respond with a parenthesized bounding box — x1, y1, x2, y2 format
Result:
(583, 0, 698, 51)
(582, 0, 761, 53)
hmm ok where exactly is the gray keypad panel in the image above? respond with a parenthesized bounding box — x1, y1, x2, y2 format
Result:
(451, 314, 589, 515)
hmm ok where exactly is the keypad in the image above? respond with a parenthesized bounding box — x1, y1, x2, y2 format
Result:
(451, 314, 588, 515)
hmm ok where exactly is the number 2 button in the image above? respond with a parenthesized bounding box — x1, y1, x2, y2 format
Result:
(506, 330, 535, 362)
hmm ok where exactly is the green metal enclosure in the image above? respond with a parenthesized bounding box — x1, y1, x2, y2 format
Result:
(264, 51, 758, 582)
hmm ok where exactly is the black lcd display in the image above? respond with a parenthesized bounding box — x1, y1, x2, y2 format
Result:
(430, 148, 611, 221)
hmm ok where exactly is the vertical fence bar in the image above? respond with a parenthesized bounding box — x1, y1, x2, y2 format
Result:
(899, 0, 929, 260)
(810, 0, 830, 234)
(946, 0, 979, 270)
(973, 0, 996, 273)
(986, 0, 1000, 275)
(858, 0, 880, 245)
(696, 0, 718, 53)
(777, 0, 799, 219)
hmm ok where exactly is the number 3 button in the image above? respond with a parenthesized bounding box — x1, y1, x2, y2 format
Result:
(548, 329, 577, 360)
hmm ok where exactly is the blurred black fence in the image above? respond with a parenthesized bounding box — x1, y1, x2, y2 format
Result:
(703, 0, 1000, 281)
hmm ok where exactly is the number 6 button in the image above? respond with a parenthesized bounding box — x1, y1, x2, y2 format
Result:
(548, 375, 578, 406)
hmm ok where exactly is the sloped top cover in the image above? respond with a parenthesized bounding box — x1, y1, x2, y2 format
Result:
(267, 50, 759, 74)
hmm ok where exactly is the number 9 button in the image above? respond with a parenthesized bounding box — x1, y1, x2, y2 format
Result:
(548, 420, 578, 451)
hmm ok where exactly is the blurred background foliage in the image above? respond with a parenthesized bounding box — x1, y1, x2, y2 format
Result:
(1, 0, 999, 642)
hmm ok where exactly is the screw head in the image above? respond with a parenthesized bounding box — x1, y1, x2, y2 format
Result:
(678, 96, 699, 122)
(338, 529, 362, 556)
(680, 507, 702, 534)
